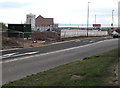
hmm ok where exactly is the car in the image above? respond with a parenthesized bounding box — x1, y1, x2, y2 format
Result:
(112, 34, 120, 38)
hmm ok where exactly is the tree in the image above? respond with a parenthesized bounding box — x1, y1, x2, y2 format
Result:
(0, 22, 8, 31)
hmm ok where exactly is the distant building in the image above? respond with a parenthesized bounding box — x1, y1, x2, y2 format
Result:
(35, 15, 54, 31)
(8, 24, 31, 39)
(118, 1, 120, 27)
(26, 13, 36, 30)
(93, 24, 101, 30)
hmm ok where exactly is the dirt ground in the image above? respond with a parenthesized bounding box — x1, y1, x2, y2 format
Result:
(2, 31, 107, 50)
(2, 31, 60, 49)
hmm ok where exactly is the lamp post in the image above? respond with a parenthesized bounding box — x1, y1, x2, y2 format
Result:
(95, 14, 96, 24)
(111, 10, 114, 30)
(87, 2, 90, 37)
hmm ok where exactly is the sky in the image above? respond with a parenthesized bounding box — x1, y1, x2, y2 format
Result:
(0, 0, 119, 27)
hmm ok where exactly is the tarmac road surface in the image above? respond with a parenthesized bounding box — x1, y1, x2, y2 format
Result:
(2, 36, 112, 60)
(2, 38, 119, 85)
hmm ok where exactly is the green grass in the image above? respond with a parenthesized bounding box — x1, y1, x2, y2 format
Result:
(3, 48, 119, 86)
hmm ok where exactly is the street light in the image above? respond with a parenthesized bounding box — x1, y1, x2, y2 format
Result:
(111, 10, 114, 30)
(87, 2, 90, 37)
(95, 14, 96, 24)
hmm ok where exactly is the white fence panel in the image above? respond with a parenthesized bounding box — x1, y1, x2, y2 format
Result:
(61, 30, 108, 38)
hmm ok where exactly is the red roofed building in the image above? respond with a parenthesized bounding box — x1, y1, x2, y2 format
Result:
(35, 15, 54, 31)
(93, 24, 101, 30)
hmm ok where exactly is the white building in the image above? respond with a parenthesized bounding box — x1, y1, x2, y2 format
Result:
(26, 13, 36, 30)
(118, 1, 120, 27)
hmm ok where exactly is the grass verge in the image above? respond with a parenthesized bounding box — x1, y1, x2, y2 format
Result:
(3, 48, 119, 86)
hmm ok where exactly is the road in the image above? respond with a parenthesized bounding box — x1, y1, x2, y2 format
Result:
(2, 37, 112, 60)
(1, 38, 119, 85)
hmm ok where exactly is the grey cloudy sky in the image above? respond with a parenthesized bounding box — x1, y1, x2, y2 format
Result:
(0, 0, 119, 27)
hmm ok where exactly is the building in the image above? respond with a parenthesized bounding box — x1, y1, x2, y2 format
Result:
(8, 24, 31, 39)
(26, 13, 36, 30)
(35, 15, 54, 31)
(118, 1, 120, 28)
(93, 24, 101, 30)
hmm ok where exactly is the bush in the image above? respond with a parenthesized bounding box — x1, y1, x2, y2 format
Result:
(32, 31, 60, 41)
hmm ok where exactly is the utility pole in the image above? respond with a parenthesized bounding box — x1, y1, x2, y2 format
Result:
(95, 14, 96, 24)
(111, 10, 114, 30)
(87, 2, 90, 37)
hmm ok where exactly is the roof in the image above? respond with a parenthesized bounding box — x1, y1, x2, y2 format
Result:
(36, 15, 54, 25)
(93, 24, 101, 27)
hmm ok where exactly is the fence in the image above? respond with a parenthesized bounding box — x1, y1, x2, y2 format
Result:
(61, 30, 108, 38)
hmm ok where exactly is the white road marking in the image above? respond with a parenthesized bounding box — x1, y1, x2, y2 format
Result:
(2, 53, 17, 58)
(25, 51, 39, 55)
(2, 51, 39, 59)
(89, 41, 93, 42)
(1, 38, 118, 64)
(0, 56, 2, 59)
(75, 39, 81, 42)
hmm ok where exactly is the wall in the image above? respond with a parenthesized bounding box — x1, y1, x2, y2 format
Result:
(61, 29, 108, 38)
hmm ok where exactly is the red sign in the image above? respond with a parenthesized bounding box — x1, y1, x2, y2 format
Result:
(93, 24, 101, 27)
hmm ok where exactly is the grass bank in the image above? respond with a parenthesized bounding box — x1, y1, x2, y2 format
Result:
(3, 48, 119, 86)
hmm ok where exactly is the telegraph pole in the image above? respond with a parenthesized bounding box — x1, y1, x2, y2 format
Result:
(95, 14, 96, 24)
(87, 2, 90, 37)
(111, 10, 114, 30)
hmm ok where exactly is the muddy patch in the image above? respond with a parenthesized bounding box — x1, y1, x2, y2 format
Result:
(70, 75, 84, 80)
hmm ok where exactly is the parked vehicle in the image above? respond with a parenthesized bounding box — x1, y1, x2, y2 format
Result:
(112, 30, 120, 38)
(112, 34, 120, 38)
